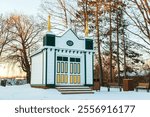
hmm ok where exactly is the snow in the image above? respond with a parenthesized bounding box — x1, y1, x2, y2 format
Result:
(120, 70, 150, 77)
(0, 84, 150, 100)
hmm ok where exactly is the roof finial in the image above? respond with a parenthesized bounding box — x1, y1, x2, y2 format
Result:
(48, 15, 51, 32)
(85, 15, 89, 37)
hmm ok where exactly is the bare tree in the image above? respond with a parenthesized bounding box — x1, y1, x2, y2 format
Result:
(58, 0, 68, 27)
(96, 0, 104, 86)
(116, 0, 121, 85)
(115, 0, 127, 84)
(125, 0, 150, 46)
(40, 0, 89, 35)
(0, 15, 12, 57)
(0, 15, 6, 56)
(40, 0, 72, 33)
(109, 1, 113, 82)
(4, 14, 44, 83)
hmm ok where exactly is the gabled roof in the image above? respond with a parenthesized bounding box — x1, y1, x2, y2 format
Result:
(56, 28, 83, 40)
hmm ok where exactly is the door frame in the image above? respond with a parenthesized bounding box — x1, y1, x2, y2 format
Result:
(55, 55, 84, 86)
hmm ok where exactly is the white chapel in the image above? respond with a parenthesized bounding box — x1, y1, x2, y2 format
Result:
(30, 16, 94, 88)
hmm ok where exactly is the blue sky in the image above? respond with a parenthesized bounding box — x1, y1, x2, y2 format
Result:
(0, 0, 41, 15)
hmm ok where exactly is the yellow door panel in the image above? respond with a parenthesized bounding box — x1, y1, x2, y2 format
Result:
(57, 74, 60, 83)
(78, 63, 80, 74)
(61, 74, 64, 83)
(70, 75, 73, 84)
(65, 75, 68, 83)
(77, 75, 80, 84)
(74, 75, 76, 84)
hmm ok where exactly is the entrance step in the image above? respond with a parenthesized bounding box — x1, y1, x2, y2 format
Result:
(56, 86, 94, 94)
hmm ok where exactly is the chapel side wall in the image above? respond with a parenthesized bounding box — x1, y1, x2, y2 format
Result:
(31, 52, 44, 85)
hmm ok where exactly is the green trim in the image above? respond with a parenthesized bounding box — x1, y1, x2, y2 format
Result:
(54, 50, 56, 85)
(31, 84, 46, 87)
(43, 34, 55, 46)
(42, 50, 44, 84)
(84, 52, 86, 85)
(84, 84, 94, 86)
(31, 50, 42, 57)
(46, 84, 55, 88)
(31, 48, 47, 58)
(45, 49, 48, 86)
(85, 39, 93, 50)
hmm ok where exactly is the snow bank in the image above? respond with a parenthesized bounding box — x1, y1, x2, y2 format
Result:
(120, 70, 150, 77)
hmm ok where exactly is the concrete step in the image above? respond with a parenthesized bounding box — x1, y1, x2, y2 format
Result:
(58, 88, 92, 92)
(56, 86, 94, 94)
(61, 91, 94, 94)
(56, 86, 90, 89)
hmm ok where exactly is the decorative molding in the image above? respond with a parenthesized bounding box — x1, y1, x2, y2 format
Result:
(66, 40, 74, 46)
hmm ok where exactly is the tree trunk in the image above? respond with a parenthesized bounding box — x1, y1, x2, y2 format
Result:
(96, 0, 103, 86)
(122, 11, 127, 79)
(26, 70, 31, 84)
(22, 44, 31, 84)
(109, 1, 113, 82)
(116, 0, 120, 86)
(61, 0, 68, 28)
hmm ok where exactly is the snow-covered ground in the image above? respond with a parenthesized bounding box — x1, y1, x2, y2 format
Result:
(0, 84, 150, 100)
